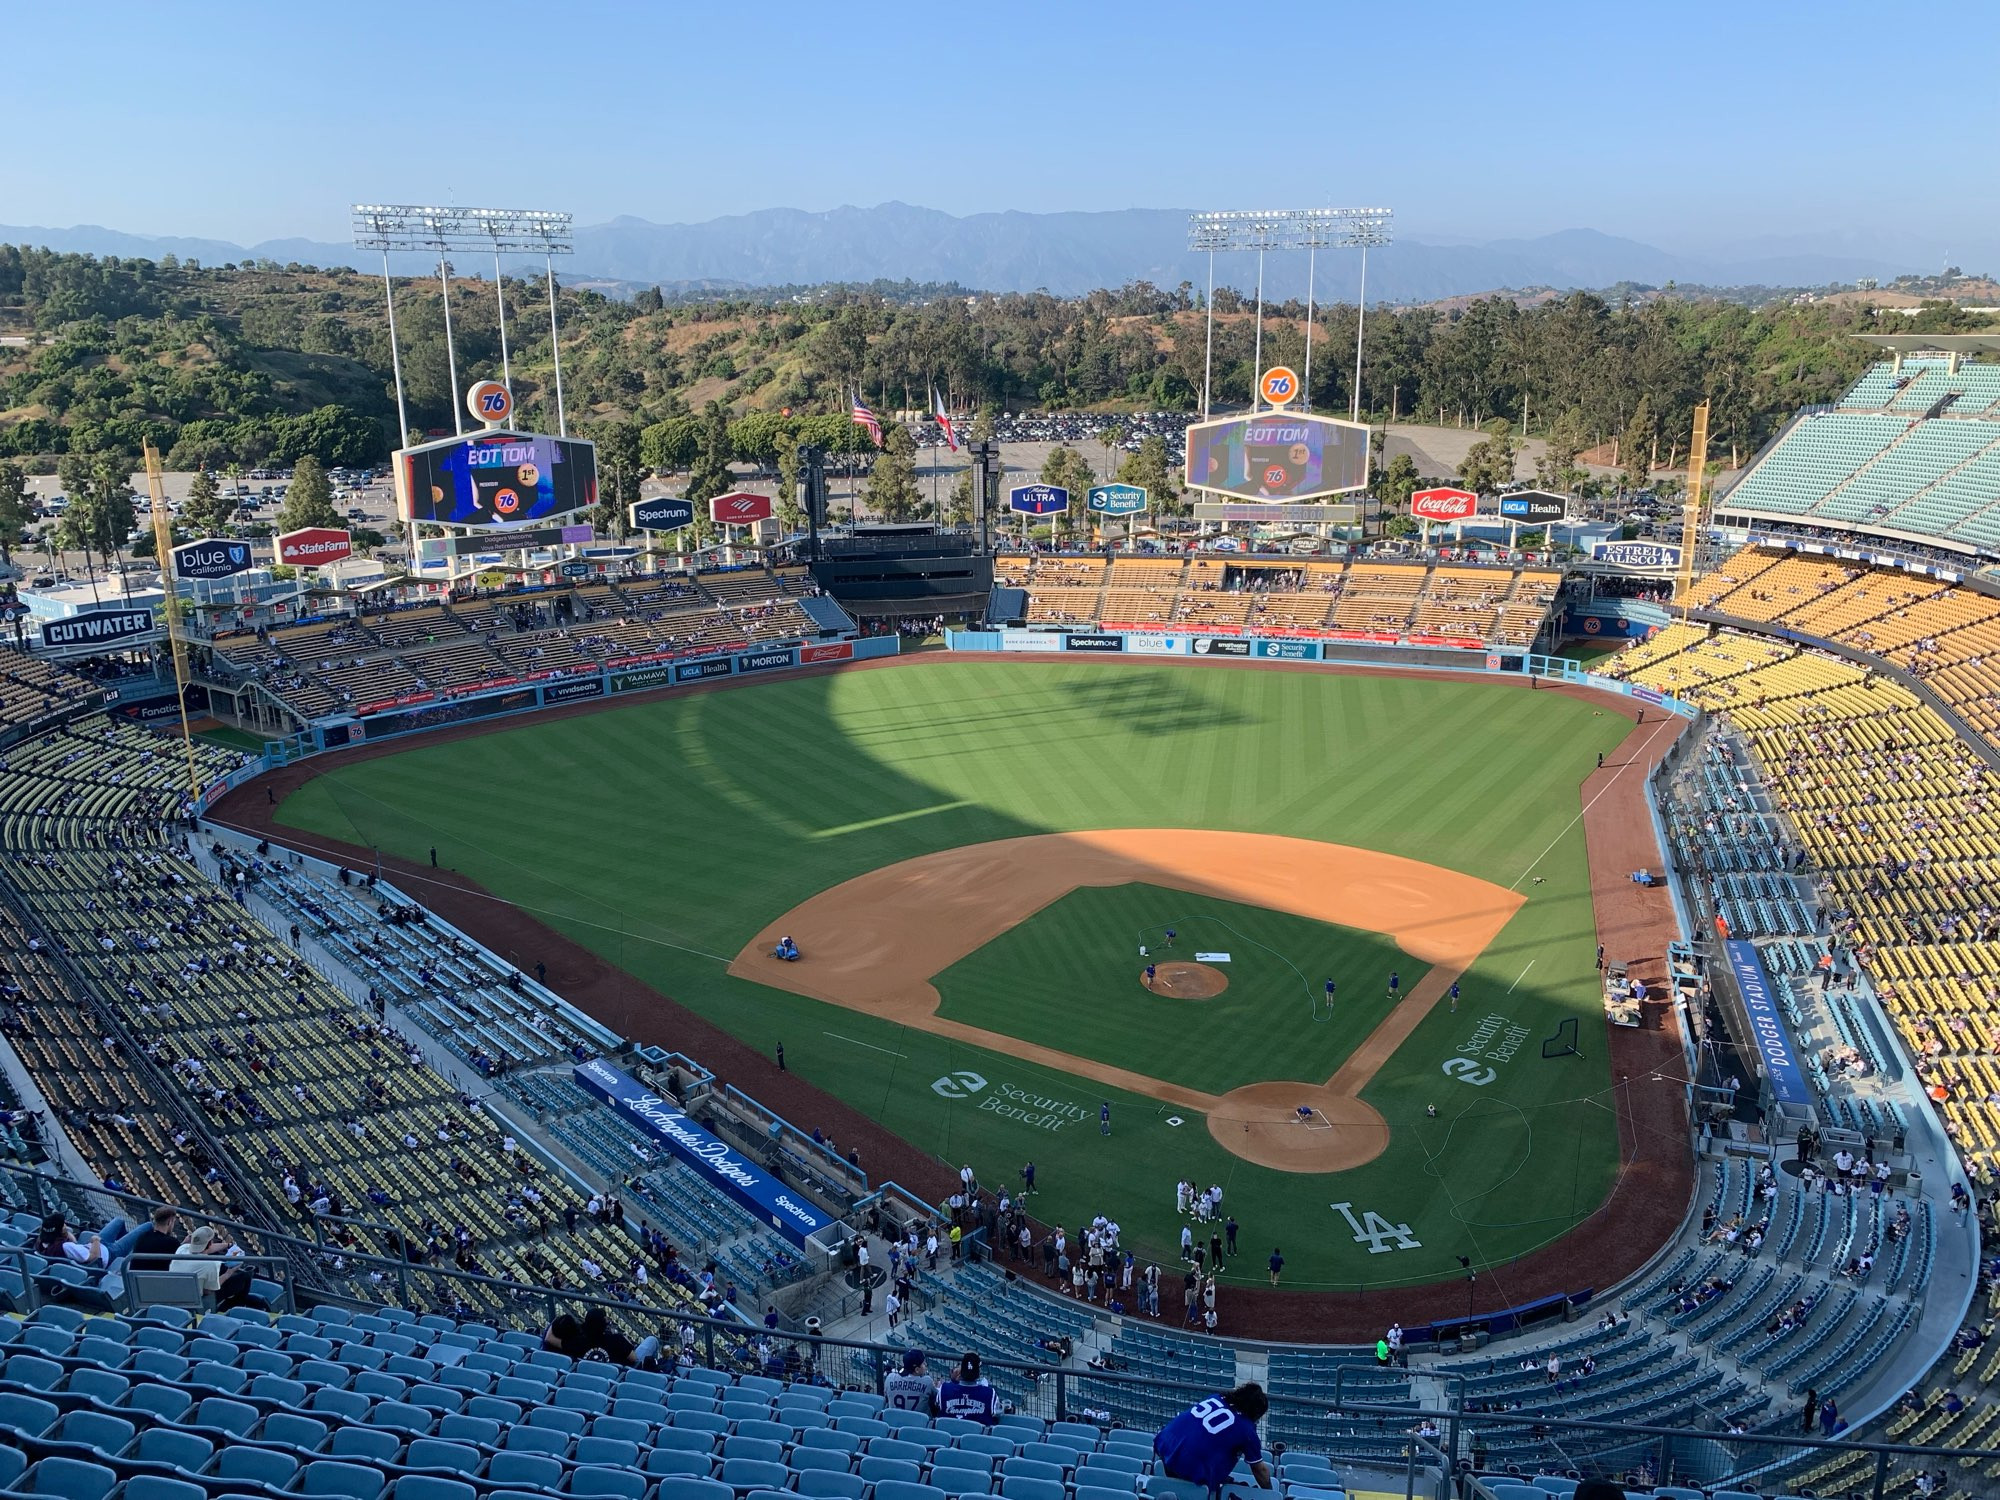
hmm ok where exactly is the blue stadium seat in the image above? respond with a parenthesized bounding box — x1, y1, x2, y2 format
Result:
(794, 1474, 867, 1500)
(873, 1481, 947, 1500)
(958, 1436, 1015, 1461)
(0, 1448, 23, 1494)
(858, 1458, 924, 1487)
(589, 1418, 653, 1447)
(643, 1453, 714, 1480)
(567, 1469, 648, 1500)
(869, 1439, 930, 1466)
(484, 1455, 565, 1492)
(719, 1458, 790, 1495)
(204, 1448, 300, 1491)
(13, 1457, 121, 1500)
(327, 1429, 404, 1464)
(789, 1450, 853, 1475)
(653, 1479, 733, 1500)
(999, 1479, 1066, 1500)
(385, 1479, 474, 1500)
(122, 1428, 214, 1475)
(797, 1431, 858, 1457)
(115, 1476, 208, 1500)
(296, 1460, 389, 1500)
(719, 1438, 784, 1466)
(259, 1414, 332, 1454)
(574, 1439, 642, 1471)
(652, 1431, 719, 1457)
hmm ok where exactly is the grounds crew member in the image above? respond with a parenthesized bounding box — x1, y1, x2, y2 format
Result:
(937, 1351, 998, 1427)
(1154, 1383, 1274, 1495)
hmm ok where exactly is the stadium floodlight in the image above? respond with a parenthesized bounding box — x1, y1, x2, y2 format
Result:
(352, 204, 576, 440)
(1188, 208, 1393, 422)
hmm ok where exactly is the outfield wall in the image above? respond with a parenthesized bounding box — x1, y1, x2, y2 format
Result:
(945, 628, 1700, 716)
(309, 636, 902, 751)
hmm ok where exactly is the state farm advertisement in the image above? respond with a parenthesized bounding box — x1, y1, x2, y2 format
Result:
(277, 527, 354, 567)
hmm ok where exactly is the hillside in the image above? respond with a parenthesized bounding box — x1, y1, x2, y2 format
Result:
(0, 246, 1994, 483)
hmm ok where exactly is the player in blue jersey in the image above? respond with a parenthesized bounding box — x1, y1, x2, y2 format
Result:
(1154, 1384, 1273, 1495)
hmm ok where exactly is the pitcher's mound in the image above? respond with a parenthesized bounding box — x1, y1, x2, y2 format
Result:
(1145, 961, 1227, 999)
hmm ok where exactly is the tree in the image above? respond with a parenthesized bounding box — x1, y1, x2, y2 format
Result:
(775, 443, 805, 533)
(1376, 453, 1420, 512)
(947, 469, 974, 526)
(352, 527, 387, 556)
(684, 402, 734, 506)
(276, 455, 341, 532)
(640, 415, 701, 474)
(1039, 445, 1098, 545)
(1457, 418, 1518, 493)
(864, 423, 923, 522)
(181, 468, 231, 537)
(1115, 434, 1184, 518)
(1622, 396, 1657, 489)
(0, 462, 28, 564)
(970, 405, 998, 443)
(56, 451, 139, 572)
(589, 421, 643, 537)
(1537, 406, 1589, 493)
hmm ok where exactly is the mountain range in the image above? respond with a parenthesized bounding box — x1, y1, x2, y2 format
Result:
(0, 203, 1966, 303)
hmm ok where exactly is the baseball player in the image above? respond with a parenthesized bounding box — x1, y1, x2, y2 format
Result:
(1387, 969, 1400, 1000)
(1449, 980, 1460, 1013)
(1145, 963, 1158, 988)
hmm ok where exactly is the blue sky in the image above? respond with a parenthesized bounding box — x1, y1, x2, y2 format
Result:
(1, 0, 1981, 263)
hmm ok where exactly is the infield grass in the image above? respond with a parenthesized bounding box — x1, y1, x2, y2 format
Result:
(278, 658, 1633, 1288)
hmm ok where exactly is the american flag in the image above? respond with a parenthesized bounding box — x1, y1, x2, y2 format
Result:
(931, 386, 959, 452)
(850, 393, 883, 448)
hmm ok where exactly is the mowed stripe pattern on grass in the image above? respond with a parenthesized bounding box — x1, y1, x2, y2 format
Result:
(279, 659, 1632, 1286)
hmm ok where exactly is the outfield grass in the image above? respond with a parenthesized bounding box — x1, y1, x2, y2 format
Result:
(278, 659, 1631, 1288)
(936, 884, 1424, 1095)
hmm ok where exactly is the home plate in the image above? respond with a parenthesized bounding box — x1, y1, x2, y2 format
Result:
(1195, 952, 1231, 963)
(1166, 1117, 1184, 1127)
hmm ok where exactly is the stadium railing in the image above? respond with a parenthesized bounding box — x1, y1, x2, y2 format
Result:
(0, 1157, 1987, 1500)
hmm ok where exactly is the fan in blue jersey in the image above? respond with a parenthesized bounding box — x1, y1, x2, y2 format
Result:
(1154, 1384, 1273, 1495)
(937, 1351, 998, 1427)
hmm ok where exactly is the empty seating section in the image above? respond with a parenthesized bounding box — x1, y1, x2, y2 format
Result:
(1012, 556, 1552, 644)
(1722, 360, 2000, 549)
(205, 572, 822, 727)
(1616, 625, 2000, 1173)
(0, 720, 653, 1323)
(0, 651, 98, 738)
(1095, 560, 1181, 626)
(238, 858, 620, 1072)
(1722, 413, 1910, 516)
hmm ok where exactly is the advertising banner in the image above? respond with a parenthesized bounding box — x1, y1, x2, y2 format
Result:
(1499, 492, 1567, 523)
(1591, 541, 1682, 570)
(573, 1059, 833, 1244)
(1087, 483, 1147, 516)
(364, 687, 537, 735)
(1123, 632, 1184, 655)
(41, 609, 156, 650)
(1191, 637, 1251, 656)
(1009, 484, 1069, 517)
(1062, 634, 1124, 652)
(276, 528, 353, 567)
(1253, 638, 1320, 660)
(735, 647, 798, 674)
(710, 492, 774, 525)
(800, 642, 855, 664)
(630, 496, 695, 532)
(172, 539, 254, 580)
(611, 663, 678, 694)
(543, 678, 607, 705)
(1000, 632, 1059, 651)
(1410, 487, 1478, 522)
(674, 656, 734, 683)
(1723, 941, 1811, 1106)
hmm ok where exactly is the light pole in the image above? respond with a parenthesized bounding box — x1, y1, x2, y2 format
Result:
(1188, 208, 1393, 411)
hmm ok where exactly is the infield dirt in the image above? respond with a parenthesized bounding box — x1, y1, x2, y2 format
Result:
(728, 829, 1522, 1172)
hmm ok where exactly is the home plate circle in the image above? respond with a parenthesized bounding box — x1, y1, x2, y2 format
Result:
(1142, 961, 1228, 998)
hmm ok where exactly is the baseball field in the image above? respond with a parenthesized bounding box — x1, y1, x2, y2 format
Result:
(274, 657, 1639, 1290)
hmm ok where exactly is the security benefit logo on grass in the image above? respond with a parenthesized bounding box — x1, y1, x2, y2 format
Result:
(1442, 1012, 1529, 1087)
(930, 1072, 1089, 1131)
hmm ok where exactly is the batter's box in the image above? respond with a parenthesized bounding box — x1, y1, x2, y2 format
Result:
(1298, 1107, 1334, 1131)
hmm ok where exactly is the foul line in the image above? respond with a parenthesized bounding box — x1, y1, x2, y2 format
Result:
(1510, 714, 1679, 891)
(205, 816, 735, 965)
(1507, 959, 1536, 994)
(823, 1032, 906, 1058)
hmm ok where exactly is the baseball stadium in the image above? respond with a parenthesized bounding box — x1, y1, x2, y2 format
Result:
(5, 327, 2000, 1500)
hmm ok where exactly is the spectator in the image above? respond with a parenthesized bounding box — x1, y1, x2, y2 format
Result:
(1154, 1384, 1273, 1492)
(170, 1225, 254, 1310)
